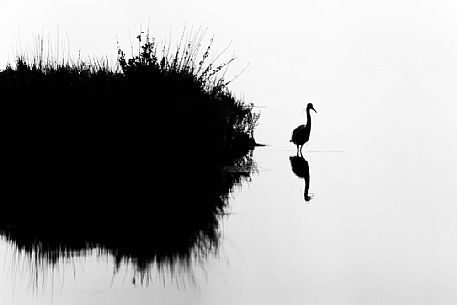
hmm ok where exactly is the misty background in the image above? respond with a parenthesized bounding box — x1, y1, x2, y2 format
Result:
(0, 1, 456, 304)
(1, 0, 456, 153)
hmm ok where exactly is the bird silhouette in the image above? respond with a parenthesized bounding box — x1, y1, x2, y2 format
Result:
(290, 103, 317, 156)
(289, 155, 312, 201)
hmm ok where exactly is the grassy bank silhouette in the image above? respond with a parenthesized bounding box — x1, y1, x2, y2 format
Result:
(0, 31, 259, 283)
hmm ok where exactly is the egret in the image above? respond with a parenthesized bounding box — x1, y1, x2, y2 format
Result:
(290, 103, 317, 155)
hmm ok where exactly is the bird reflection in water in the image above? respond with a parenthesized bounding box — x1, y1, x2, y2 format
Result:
(289, 155, 313, 201)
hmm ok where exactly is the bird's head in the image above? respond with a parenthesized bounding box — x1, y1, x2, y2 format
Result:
(307, 103, 317, 113)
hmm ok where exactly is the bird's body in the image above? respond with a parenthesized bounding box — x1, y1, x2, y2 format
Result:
(291, 103, 316, 155)
(291, 124, 310, 145)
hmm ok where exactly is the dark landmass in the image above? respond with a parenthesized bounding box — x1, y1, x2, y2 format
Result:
(0, 32, 259, 283)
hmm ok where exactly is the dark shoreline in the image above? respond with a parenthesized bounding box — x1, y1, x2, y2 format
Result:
(0, 32, 259, 282)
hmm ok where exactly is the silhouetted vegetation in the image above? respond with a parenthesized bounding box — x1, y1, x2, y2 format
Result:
(0, 31, 258, 285)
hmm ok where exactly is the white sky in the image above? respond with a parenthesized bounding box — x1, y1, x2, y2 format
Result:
(1, 0, 457, 152)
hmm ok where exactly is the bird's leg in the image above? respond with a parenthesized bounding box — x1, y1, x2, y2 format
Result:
(299, 145, 303, 156)
(296, 145, 300, 156)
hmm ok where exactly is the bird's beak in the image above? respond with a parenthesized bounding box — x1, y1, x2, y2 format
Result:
(311, 107, 317, 113)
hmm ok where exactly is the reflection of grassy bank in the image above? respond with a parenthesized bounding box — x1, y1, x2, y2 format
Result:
(0, 31, 258, 285)
(0, 152, 255, 286)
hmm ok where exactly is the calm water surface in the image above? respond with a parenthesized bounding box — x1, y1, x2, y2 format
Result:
(1, 144, 456, 305)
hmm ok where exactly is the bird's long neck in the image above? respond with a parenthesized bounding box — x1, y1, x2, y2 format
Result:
(306, 109, 312, 128)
